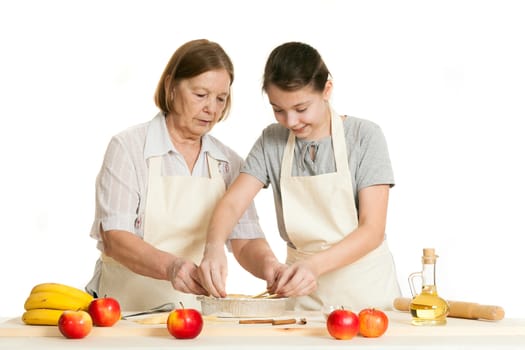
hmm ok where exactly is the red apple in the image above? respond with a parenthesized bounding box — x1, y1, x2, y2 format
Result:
(326, 308, 359, 340)
(358, 308, 389, 337)
(88, 297, 121, 327)
(58, 310, 93, 339)
(166, 303, 203, 339)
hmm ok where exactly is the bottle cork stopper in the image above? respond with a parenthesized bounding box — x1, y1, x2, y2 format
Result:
(422, 248, 438, 263)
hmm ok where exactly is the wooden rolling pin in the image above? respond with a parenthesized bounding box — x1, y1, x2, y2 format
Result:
(393, 297, 505, 321)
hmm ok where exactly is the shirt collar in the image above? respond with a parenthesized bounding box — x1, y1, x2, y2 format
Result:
(144, 112, 229, 162)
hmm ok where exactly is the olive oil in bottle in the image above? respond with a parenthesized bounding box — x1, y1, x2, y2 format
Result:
(408, 248, 449, 325)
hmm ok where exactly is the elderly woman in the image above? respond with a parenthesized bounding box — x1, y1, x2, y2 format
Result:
(86, 39, 268, 311)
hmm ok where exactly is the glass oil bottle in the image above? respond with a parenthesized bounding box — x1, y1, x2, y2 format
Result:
(408, 248, 449, 325)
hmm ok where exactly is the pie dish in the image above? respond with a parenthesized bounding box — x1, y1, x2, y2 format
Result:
(197, 294, 288, 317)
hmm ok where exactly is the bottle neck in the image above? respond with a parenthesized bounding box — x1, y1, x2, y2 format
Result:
(421, 262, 438, 294)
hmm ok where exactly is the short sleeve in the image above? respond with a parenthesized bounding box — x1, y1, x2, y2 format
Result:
(90, 136, 141, 245)
(354, 121, 395, 191)
(241, 133, 271, 188)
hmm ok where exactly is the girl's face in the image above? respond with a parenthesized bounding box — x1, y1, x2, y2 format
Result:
(266, 81, 333, 141)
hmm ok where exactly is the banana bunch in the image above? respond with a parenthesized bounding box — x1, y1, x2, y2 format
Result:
(22, 282, 94, 325)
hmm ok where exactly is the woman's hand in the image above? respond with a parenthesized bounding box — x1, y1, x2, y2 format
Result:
(198, 242, 228, 297)
(264, 261, 288, 294)
(272, 259, 319, 297)
(168, 257, 208, 295)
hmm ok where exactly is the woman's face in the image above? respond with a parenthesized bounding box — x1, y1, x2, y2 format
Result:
(266, 82, 332, 140)
(170, 69, 230, 138)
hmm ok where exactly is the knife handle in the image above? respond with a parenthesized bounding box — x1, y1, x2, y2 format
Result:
(393, 297, 505, 321)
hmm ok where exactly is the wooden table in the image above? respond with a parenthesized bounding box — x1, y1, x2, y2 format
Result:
(1, 311, 524, 349)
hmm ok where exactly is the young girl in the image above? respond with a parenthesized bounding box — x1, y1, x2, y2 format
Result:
(199, 41, 401, 311)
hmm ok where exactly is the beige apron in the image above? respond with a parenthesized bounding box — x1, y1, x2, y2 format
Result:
(281, 109, 400, 311)
(98, 155, 225, 311)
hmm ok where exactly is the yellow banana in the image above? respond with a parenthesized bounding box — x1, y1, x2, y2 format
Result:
(30, 283, 93, 306)
(22, 308, 65, 325)
(24, 291, 91, 311)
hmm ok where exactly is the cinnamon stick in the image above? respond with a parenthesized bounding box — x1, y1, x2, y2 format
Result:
(238, 318, 300, 325)
(238, 319, 273, 324)
(271, 318, 297, 325)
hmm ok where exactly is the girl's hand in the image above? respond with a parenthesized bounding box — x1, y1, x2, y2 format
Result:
(273, 260, 319, 297)
(198, 242, 228, 297)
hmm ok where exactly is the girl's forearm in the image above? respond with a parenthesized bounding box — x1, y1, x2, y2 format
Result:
(311, 220, 385, 277)
(206, 196, 244, 246)
(206, 173, 264, 246)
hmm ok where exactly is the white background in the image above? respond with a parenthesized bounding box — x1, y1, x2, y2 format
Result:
(1, 0, 524, 318)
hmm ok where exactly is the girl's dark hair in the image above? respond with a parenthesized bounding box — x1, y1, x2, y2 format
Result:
(154, 39, 234, 121)
(263, 42, 330, 93)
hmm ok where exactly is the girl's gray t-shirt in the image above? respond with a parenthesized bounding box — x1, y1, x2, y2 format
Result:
(241, 115, 395, 245)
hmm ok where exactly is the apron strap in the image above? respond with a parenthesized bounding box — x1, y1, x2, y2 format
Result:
(206, 154, 221, 179)
(281, 132, 295, 178)
(330, 108, 350, 177)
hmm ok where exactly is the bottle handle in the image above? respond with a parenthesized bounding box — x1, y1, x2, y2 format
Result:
(408, 271, 422, 297)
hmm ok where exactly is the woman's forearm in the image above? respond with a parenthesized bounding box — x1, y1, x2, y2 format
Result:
(101, 229, 175, 281)
(231, 238, 281, 280)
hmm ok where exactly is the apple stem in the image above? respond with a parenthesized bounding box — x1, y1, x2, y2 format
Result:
(179, 301, 185, 309)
